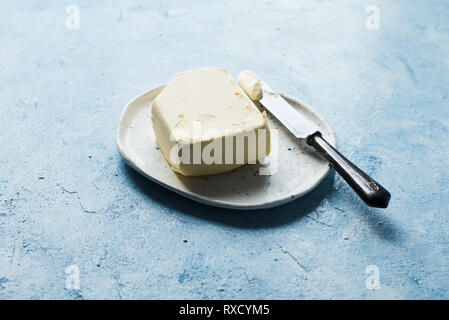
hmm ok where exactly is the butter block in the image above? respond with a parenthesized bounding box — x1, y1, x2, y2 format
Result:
(151, 67, 270, 176)
(237, 70, 263, 100)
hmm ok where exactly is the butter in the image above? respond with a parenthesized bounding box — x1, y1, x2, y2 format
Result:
(151, 67, 270, 176)
(237, 70, 263, 100)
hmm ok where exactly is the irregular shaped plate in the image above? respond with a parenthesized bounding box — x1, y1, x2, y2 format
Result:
(117, 85, 336, 210)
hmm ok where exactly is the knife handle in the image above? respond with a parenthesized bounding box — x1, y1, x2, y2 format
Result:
(306, 132, 391, 208)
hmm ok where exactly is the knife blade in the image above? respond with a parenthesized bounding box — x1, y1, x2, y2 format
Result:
(256, 78, 391, 209)
(259, 80, 318, 139)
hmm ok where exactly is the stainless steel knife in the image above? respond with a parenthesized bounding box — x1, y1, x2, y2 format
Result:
(258, 80, 391, 208)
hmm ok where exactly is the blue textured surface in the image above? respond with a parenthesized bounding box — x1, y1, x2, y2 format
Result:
(1, 0, 448, 299)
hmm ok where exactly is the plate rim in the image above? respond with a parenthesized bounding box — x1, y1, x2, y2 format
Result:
(117, 85, 337, 210)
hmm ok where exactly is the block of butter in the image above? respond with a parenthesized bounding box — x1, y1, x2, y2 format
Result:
(151, 67, 270, 176)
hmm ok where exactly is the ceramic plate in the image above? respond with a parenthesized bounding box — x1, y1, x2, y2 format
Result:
(117, 85, 336, 210)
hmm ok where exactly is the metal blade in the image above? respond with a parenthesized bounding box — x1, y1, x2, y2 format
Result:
(259, 80, 318, 139)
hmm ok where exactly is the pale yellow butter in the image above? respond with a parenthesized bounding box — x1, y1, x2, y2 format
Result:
(151, 67, 270, 176)
(237, 70, 263, 100)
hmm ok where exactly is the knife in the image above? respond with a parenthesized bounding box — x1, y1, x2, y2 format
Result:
(258, 80, 391, 208)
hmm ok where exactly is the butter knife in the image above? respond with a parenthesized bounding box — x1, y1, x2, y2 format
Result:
(258, 80, 391, 208)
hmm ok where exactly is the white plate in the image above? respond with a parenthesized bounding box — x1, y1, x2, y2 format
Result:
(117, 85, 336, 210)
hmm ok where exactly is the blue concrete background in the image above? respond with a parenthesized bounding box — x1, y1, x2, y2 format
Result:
(1, 0, 448, 299)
